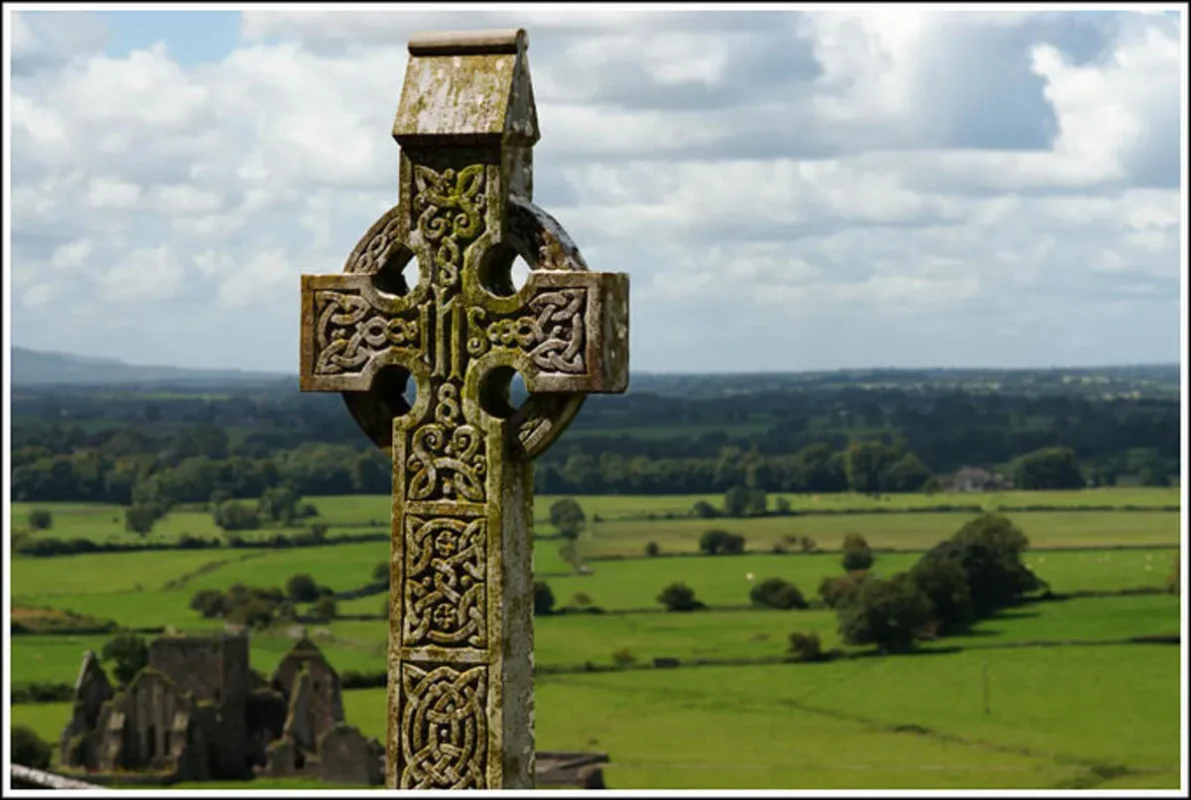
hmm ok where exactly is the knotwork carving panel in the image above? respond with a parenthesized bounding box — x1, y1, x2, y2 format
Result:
(406, 382, 487, 504)
(399, 664, 487, 789)
(467, 288, 588, 374)
(313, 290, 423, 375)
(414, 163, 487, 289)
(403, 515, 487, 649)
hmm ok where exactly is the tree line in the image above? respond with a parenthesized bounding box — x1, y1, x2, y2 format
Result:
(13, 423, 1143, 511)
(10, 377, 1179, 505)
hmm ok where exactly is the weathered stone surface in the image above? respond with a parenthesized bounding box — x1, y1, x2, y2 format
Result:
(298, 28, 630, 790)
(59, 650, 113, 769)
(317, 724, 385, 786)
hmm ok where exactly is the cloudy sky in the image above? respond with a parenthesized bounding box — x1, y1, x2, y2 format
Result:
(6, 5, 1186, 374)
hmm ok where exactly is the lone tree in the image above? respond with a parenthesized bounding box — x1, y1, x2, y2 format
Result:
(787, 632, 822, 662)
(125, 503, 163, 536)
(750, 577, 808, 610)
(286, 573, 320, 603)
(258, 484, 301, 524)
(658, 582, 706, 612)
(27, 509, 53, 531)
(101, 633, 149, 686)
(549, 498, 587, 540)
(534, 581, 556, 616)
(841, 533, 875, 572)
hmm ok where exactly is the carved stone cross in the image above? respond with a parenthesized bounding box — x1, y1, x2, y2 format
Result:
(298, 29, 629, 790)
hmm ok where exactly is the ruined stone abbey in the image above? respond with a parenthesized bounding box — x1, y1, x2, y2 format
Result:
(59, 632, 383, 786)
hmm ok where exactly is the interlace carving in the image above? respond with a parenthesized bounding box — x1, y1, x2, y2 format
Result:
(406, 384, 487, 505)
(403, 516, 487, 648)
(313, 291, 421, 374)
(415, 164, 487, 288)
(347, 215, 405, 274)
(400, 664, 487, 789)
(467, 288, 587, 373)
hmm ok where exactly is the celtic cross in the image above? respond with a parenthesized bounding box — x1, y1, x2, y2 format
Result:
(298, 29, 629, 790)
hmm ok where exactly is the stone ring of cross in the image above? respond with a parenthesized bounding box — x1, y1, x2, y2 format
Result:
(333, 195, 610, 460)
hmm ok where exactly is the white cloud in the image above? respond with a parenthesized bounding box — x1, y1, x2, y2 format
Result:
(54, 42, 210, 128)
(7, 8, 1183, 372)
(216, 249, 293, 309)
(86, 176, 142, 210)
(151, 184, 224, 215)
(50, 238, 93, 271)
(21, 284, 55, 308)
(100, 246, 185, 301)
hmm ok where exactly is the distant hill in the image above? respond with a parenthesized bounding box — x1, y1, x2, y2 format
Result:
(10, 346, 1178, 398)
(11, 347, 289, 388)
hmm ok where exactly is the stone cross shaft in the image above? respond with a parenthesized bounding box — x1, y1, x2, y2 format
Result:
(298, 29, 629, 790)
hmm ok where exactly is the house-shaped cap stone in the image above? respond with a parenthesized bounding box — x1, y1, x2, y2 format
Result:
(391, 28, 539, 147)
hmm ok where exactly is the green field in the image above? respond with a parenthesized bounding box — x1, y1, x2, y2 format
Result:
(13, 540, 1176, 638)
(7, 488, 1183, 790)
(12, 642, 1179, 789)
(7, 500, 379, 545)
(11, 591, 1179, 689)
(10, 486, 1180, 544)
(275, 486, 1184, 521)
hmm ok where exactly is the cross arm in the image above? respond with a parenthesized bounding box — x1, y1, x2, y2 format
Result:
(299, 274, 428, 393)
(466, 270, 629, 395)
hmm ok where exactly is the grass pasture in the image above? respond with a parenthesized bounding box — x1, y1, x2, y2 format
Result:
(13, 591, 229, 631)
(11, 592, 1178, 689)
(10, 486, 1180, 546)
(11, 542, 1175, 648)
(955, 593, 1180, 645)
(235, 486, 1184, 528)
(582, 510, 1179, 557)
(6, 488, 1183, 790)
(10, 628, 1179, 789)
(8, 500, 382, 546)
(9, 549, 253, 597)
(528, 644, 1181, 789)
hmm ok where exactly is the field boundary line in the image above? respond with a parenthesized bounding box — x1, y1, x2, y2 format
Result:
(311, 585, 1173, 623)
(160, 550, 272, 591)
(586, 542, 1181, 564)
